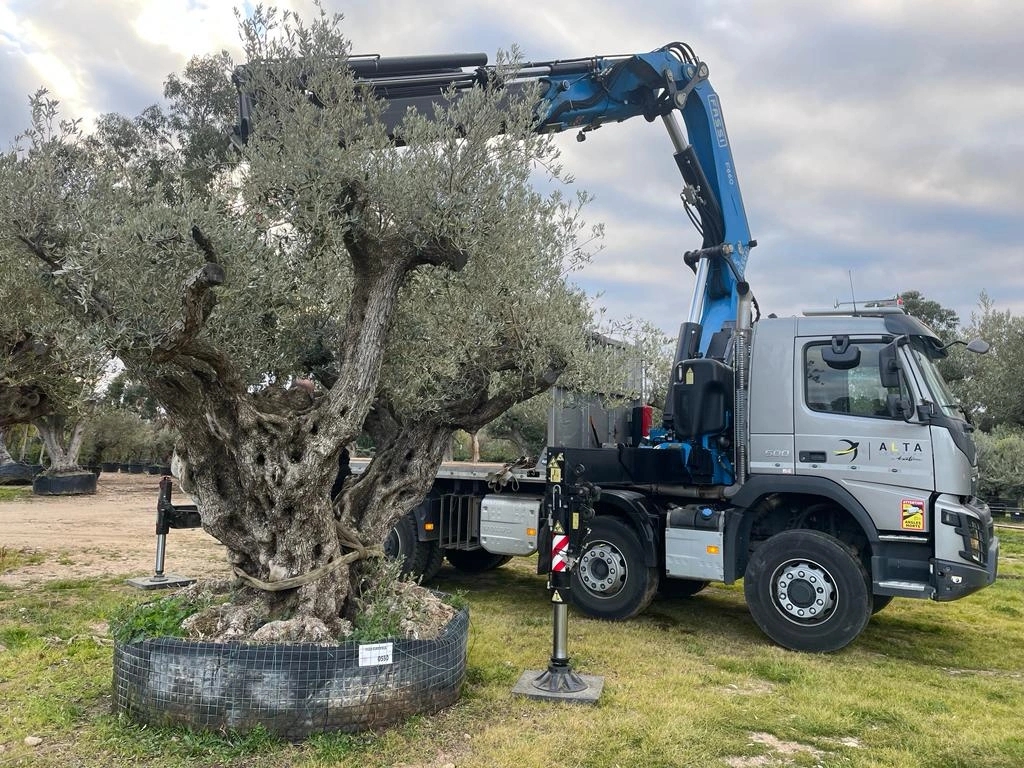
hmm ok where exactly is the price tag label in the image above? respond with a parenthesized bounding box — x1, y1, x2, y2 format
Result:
(358, 642, 394, 667)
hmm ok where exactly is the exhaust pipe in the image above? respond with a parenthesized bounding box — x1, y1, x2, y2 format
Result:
(734, 282, 752, 486)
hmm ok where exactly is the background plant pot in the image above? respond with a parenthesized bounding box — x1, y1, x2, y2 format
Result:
(0, 462, 36, 485)
(128, 462, 146, 474)
(113, 607, 468, 741)
(32, 471, 98, 496)
(101, 462, 120, 473)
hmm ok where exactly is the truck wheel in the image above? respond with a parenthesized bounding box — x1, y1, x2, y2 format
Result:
(570, 516, 658, 621)
(419, 544, 444, 581)
(384, 512, 441, 579)
(743, 529, 871, 652)
(444, 549, 512, 573)
(659, 578, 709, 599)
(871, 594, 894, 614)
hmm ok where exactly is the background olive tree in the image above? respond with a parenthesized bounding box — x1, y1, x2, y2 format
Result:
(0, 7, 603, 641)
(0, 258, 109, 475)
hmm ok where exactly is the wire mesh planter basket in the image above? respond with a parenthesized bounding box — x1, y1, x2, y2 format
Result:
(31, 470, 97, 495)
(112, 606, 469, 741)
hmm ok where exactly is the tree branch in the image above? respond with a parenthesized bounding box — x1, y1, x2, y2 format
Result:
(450, 361, 564, 433)
(411, 233, 468, 272)
(16, 234, 118, 323)
(152, 258, 225, 361)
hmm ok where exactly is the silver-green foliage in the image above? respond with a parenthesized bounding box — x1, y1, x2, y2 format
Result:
(975, 426, 1024, 502)
(959, 292, 1024, 431)
(0, 4, 610, 632)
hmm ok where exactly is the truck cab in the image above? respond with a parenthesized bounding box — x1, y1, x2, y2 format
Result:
(720, 307, 998, 649)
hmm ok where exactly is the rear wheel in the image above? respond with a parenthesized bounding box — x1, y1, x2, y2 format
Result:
(384, 512, 442, 580)
(444, 549, 512, 573)
(743, 529, 871, 652)
(570, 516, 658, 620)
(659, 578, 709, 599)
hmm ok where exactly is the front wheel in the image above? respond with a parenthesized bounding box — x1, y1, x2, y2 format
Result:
(743, 529, 871, 652)
(570, 516, 658, 620)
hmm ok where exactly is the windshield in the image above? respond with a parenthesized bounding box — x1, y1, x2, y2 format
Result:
(908, 336, 963, 419)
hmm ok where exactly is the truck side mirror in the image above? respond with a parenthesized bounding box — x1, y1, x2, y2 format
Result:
(822, 336, 860, 370)
(878, 341, 900, 389)
(966, 338, 990, 354)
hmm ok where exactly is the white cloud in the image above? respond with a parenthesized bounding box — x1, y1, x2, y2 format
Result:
(131, 0, 247, 59)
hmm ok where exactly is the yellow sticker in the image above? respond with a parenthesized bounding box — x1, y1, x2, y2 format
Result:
(548, 465, 562, 483)
(901, 499, 925, 530)
(572, 511, 580, 530)
(551, 590, 563, 603)
(553, 522, 565, 534)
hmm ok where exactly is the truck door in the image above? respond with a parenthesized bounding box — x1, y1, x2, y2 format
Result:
(793, 337, 935, 534)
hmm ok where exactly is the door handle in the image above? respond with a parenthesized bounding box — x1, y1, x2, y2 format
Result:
(799, 451, 827, 463)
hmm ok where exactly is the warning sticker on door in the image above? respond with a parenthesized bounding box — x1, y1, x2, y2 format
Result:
(901, 499, 925, 530)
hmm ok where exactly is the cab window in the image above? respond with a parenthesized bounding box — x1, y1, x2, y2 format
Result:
(805, 341, 904, 417)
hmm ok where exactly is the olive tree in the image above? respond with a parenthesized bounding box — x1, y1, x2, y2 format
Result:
(0, 8, 599, 641)
(0, 255, 109, 475)
(959, 293, 1024, 431)
(975, 426, 1024, 503)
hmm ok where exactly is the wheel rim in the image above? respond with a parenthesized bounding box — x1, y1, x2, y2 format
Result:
(770, 558, 837, 625)
(578, 541, 628, 599)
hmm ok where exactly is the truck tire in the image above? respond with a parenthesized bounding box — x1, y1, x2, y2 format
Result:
(743, 529, 871, 652)
(570, 516, 658, 621)
(871, 594, 894, 614)
(659, 578, 709, 599)
(384, 512, 442, 580)
(420, 545, 444, 581)
(444, 549, 512, 573)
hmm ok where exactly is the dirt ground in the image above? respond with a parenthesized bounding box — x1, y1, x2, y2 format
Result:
(0, 473, 229, 586)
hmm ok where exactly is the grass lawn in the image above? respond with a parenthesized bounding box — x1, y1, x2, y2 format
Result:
(0, 487, 31, 503)
(1, 527, 1022, 767)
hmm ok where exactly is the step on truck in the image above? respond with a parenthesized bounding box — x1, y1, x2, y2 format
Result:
(235, 43, 999, 651)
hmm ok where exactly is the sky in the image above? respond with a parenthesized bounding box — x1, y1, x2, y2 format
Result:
(2, 0, 1022, 336)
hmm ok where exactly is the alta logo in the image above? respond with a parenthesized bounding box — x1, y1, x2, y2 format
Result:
(834, 439, 859, 462)
(878, 441, 925, 462)
(878, 441, 924, 453)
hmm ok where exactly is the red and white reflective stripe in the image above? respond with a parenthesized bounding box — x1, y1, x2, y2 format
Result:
(551, 533, 569, 572)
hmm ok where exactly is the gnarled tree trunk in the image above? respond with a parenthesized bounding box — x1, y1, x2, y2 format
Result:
(0, 429, 13, 466)
(33, 415, 86, 473)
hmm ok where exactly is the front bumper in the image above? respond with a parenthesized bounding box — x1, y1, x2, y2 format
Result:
(932, 536, 999, 601)
(932, 497, 999, 601)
